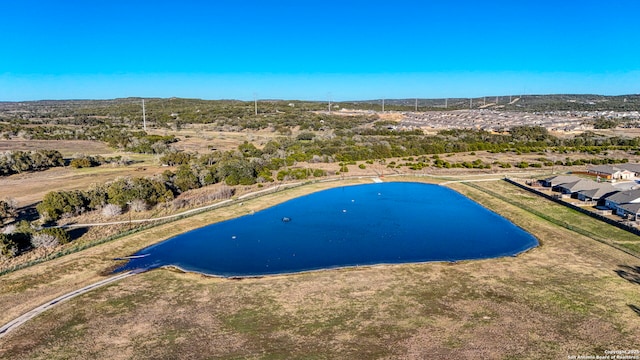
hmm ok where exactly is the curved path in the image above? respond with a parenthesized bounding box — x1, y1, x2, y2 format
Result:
(0, 270, 138, 339)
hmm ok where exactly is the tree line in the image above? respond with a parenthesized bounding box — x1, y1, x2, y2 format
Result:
(36, 145, 328, 221)
(0, 150, 64, 176)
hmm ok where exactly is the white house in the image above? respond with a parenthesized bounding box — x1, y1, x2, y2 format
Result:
(587, 165, 634, 180)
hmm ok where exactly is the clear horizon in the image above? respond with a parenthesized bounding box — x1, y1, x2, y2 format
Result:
(2, 1, 639, 101)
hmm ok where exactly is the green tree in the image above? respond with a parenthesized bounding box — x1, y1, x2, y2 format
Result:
(36, 191, 87, 220)
(39, 227, 71, 244)
(0, 234, 18, 258)
(238, 141, 262, 158)
(173, 165, 200, 192)
(0, 199, 16, 225)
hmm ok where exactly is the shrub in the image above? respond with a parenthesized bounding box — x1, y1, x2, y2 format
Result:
(70, 157, 92, 168)
(296, 132, 315, 141)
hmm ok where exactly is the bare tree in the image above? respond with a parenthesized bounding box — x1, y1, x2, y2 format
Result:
(102, 204, 122, 217)
(31, 233, 59, 249)
(2, 224, 17, 234)
(129, 199, 148, 212)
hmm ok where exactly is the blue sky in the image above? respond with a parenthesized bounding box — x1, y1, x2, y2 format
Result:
(1, 0, 639, 101)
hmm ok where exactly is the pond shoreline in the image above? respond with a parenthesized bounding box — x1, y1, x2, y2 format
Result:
(116, 182, 538, 277)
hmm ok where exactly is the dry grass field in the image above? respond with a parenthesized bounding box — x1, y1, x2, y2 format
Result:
(0, 178, 639, 359)
(0, 139, 171, 207)
(0, 163, 169, 208)
(147, 125, 282, 153)
(0, 140, 113, 157)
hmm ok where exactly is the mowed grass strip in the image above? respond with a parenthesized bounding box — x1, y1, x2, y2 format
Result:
(464, 180, 640, 255)
(1, 179, 639, 359)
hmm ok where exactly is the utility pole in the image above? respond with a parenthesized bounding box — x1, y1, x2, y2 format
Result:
(253, 93, 258, 116)
(142, 99, 147, 131)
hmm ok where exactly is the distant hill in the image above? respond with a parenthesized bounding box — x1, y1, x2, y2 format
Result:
(2, 94, 640, 115)
(342, 94, 640, 112)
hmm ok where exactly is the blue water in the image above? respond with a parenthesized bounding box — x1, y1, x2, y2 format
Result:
(115, 182, 538, 277)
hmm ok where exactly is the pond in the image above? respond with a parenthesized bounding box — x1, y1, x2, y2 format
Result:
(115, 182, 538, 277)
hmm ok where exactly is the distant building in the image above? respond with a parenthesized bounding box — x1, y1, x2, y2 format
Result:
(587, 165, 634, 180)
(618, 163, 640, 176)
